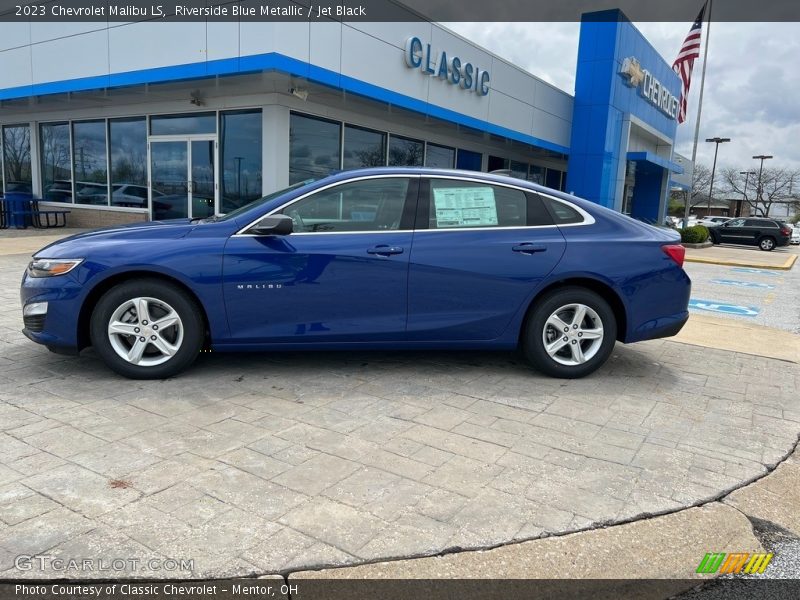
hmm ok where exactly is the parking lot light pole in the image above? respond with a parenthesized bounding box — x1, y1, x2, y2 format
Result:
(739, 170, 756, 217)
(705, 137, 730, 216)
(753, 155, 773, 215)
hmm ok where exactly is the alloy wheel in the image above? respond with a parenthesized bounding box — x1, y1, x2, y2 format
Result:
(542, 303, 604, 366)
(107, 297, 184, 366)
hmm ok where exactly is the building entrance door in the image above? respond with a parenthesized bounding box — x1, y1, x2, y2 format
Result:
(149, 137, 217, 220)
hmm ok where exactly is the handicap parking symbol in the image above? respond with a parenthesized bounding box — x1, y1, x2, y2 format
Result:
(710, 279, 775, 290)
(730, 267, 779, 277)
(689, 299, 760, 316)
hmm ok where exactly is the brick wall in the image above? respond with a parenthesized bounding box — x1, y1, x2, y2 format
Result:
(38, 203, 148, 228)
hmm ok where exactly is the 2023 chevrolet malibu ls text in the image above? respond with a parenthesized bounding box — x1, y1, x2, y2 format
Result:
(20, 168, 691, 380)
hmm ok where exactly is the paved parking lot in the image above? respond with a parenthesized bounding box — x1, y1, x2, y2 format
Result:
(685, 245, 800, 333)
(1, 249, 799, 579)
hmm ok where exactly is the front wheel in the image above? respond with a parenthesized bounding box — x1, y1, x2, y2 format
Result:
(758, 236, 776, 251)
(90, 279, 204, 379)
(522, 287, 617, 379)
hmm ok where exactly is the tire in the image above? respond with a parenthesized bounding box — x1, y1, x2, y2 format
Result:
(90, 278, 204, 379)
(758, 236, 776, 251)
(522, 287, 617, 379)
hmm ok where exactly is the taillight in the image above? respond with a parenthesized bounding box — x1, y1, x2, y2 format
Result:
(662, 244, 685, 267)
(781, 227, 790, 236)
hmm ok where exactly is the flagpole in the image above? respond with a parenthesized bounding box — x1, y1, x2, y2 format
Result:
(685, 0, 712, 227)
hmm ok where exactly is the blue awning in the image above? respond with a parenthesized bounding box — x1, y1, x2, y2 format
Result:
(627, 151, 684, 174)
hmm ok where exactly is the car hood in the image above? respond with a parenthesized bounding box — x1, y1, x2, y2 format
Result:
(34, 219, 197, 258)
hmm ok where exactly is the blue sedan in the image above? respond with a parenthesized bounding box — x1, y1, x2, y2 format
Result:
(20, 168, 691, 379)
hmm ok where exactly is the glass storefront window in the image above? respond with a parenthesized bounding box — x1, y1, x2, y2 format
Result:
(150, 112, 216, 136)
(220, 110, 262, 213)
(343, 125, 386, 170)
(528, 165, 545, 184)
(426, 144, 455, 169)
(40, 122, 72, 203)
(72, 120, 108, 206)
(388, 135, 423, 166)
(289, 113, 341, 184)
(546, 168, 563, 191)
(456, 148, 482, 171)
(109, 117, 148, 209)
(2, 124, 32, 195)
(510, 160, 528, 180)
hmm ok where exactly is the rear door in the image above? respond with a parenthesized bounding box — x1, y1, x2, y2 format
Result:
(406, 177, 566, 341)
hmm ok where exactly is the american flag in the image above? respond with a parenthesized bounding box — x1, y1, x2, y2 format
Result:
(672, 4, 706, 124)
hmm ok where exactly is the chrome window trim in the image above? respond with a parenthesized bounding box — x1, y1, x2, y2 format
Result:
(234, 173, 594, 237)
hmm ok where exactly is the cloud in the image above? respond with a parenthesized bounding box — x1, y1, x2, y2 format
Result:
(446, 21, 800, 172)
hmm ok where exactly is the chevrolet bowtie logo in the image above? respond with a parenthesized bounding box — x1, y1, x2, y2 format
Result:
(620, 56, 645, 88)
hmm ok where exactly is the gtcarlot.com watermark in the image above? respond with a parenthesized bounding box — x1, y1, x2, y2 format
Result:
(14, 554, 194, 573)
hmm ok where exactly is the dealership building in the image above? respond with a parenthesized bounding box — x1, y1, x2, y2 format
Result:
(0, 9, 686, 227)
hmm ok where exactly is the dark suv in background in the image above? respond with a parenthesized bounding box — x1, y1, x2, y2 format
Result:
(708, 217, 791, 251)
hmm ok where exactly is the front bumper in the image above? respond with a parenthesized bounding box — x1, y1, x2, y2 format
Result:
(20, 269, 85, 352)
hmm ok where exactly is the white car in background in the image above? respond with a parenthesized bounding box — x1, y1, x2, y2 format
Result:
(791, 227, 800, 245)
(697, 216, 731, 227)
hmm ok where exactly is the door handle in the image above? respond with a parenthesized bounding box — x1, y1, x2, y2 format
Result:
(367, 245, 404, 256)
(512, 243, 547, 254)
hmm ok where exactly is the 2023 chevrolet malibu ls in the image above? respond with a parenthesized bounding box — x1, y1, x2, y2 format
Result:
(20, 168, 691, 380)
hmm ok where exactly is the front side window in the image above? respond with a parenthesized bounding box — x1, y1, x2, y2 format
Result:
(280, 178, 409, 233)
(72, 120, 108, 206)
(40, 122, 72, 203)
(428, 179, 527, 229)
(727, 218, 746, 227)
(289, 113, 341, 184)
(2, 124, 32, 194)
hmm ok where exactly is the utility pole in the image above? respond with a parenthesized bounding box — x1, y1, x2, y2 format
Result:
(753, 155, 773, 216)
(739, 170, 756, 217)
(705, 137, 730, 216)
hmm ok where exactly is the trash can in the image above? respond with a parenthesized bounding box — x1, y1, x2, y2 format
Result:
(4, 192, 32, 229)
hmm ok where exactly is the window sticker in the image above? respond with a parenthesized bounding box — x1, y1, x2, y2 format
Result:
(433, 186, 498, 228)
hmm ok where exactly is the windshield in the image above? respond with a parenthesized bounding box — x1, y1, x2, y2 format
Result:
(211, 179, 316, 222)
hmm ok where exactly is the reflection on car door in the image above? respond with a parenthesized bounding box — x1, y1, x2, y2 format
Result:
(222, 177, 418, 343)
(719, 218, 747, 244)
(407, 178, 566, 341)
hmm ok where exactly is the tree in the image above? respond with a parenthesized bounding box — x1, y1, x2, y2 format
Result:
(720, 167, 800, 217)
(669, 163, 713, 215)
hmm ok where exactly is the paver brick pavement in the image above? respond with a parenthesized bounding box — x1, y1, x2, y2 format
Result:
(0, 251, 798, 578)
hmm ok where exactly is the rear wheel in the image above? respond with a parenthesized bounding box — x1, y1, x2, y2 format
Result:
(522, 287, 617, 378)
(758, 236, 776, 251)
(90, 279, 204, 379)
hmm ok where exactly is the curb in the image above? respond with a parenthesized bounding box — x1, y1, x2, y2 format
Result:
(684, 253, 796, 270)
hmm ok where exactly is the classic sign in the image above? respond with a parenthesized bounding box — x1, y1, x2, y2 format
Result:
(404, 36, 490, 96)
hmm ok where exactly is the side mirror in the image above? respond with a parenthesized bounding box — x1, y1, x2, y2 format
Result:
(248, 214, 293, 236)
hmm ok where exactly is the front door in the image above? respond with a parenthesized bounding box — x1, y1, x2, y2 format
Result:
(222, 176, 418, 343)
(717, 218, 750, 244)
(149, 138, 216, 220)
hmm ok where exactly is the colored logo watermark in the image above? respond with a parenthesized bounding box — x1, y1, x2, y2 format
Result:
(696, 552, 773, 575)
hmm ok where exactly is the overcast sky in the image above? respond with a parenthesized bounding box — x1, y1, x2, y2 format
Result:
(446, 21, 800, 173)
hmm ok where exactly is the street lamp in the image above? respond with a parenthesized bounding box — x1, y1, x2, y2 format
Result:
(753, 155, 773, 216)
(705, 137, 731, 216)
(738, 170, 756, 217)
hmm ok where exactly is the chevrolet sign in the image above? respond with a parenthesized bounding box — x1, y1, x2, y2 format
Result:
(620, 57, 678, 120)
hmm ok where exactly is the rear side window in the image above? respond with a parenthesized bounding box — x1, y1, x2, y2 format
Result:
(428, 179, 527, 229)
(540, 195, 585, 224)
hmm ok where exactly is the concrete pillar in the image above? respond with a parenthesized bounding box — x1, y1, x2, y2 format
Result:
(262, 104, 290, 195)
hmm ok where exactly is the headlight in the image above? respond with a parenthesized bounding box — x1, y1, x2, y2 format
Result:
(27, 258, 83, 278)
